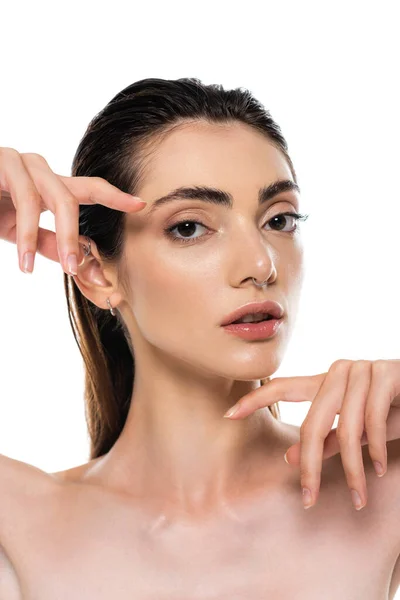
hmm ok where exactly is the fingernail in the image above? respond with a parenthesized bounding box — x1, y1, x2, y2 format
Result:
(132, 196, 147, 206)
(351, 489, 364, 510)
(302, 488, 313, 509)
(67, 254, 78, 275)
(22, 252, 34, 274)
(224, 405, 240, 418)
(373, 461, 385, 477)
(284, 452, 289, 464)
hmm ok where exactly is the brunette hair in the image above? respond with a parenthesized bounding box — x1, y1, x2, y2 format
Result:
(65, 77, 297, 459)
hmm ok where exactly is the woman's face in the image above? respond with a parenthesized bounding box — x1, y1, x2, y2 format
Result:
(122, 120, 305, 383)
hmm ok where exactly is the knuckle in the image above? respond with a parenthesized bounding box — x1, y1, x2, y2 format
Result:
(372, 359, 390, 375)
(55, 194, 78, 210)
(365, 426, 385, 454)
(345, 467, 362, 482)
(300, 465, 312, 480)
(63, 239, 79, 253)
(330, 359, 352, 373)
(351, 360, 370, 372)
(0, 147, 19, 160)
(336, 423, 352, 442)
(86, 177, 107, 203)
(53, 196, 68, 208)
(364, 410, 377, 430)
(21, 152, 48, 165)
(20, 233, 38, 249)
(23, 187, 41, 207)
(91, 176, 107, 188)
(300, 419, 319, 439)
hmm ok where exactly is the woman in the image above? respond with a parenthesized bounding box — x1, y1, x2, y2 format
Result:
(1, 77, 400, 599)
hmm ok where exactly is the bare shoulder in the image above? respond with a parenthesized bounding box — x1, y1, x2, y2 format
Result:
(282, 423, 400, 598)
(0, 453, 61, 599)
(280, 422, 400, 535)
(0, 452, 61, 543)
(0, 451, 58, 493)
(371, 438, 400, 600)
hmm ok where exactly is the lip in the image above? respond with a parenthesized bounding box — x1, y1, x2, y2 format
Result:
(220, 300, 284, 326)
(221, 318, 283, 340)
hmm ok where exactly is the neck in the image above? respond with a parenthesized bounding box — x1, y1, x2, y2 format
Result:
(85, 361, 286, 520)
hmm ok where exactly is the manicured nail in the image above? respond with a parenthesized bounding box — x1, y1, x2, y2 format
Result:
(22, 252, 34, 274)
(130, 196, 147, 206)
(67, 254, 78, 275)
(302, 488, 313, 509)
(351, 489, 364, 510)
(224, 405, 240, 418)
(373, 461, 385, 477)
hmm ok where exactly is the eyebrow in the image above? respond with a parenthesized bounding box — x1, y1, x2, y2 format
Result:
(146, 179, 300, 216)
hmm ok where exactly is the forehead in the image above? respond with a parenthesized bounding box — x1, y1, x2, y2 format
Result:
(141, 121, 293, 197)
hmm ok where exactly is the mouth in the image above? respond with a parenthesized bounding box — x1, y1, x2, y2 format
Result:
(221, 300, 284, 327)
(230, 314, 275, 324)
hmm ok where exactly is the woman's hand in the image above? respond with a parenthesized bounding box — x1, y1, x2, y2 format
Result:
(224, 359, 400, 510)
(0, 147, 147, 275)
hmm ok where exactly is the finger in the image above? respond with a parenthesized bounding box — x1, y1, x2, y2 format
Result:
(287, 403, 400, 465)
(285, 427, 369, 465)
(223, 373, 326, 419)
(299, 360, 352, 509)
(5, 224, 59, 263)
(21, 154, 81, 274)
(0, 148, 42, 273)
(335, 360, 371, 510)
(365, 360, 392, 478)
(56, 174, 146, 212)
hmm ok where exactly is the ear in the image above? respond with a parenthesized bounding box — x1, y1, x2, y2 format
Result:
(71, 237, 123, 314)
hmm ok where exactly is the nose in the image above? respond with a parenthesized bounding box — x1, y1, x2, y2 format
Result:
(238, 245, 277, 289)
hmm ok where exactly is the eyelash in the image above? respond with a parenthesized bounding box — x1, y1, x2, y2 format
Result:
(164, 211, 310, 245)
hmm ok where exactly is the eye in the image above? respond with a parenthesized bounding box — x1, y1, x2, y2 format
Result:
(266, 212, 308, 233)
(164, 220, 209, 244)
(164, 211, 309, 245)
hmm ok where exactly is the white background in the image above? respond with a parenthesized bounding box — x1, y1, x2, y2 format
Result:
(1, 0, 399, 578)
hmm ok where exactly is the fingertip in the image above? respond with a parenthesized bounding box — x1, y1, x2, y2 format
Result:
(223, 404, 241, 418)
(129, 199, 148, 211)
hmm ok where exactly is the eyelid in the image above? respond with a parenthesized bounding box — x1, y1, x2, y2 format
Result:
(164, 207, 212, 227)
(165, 200, 295, 224)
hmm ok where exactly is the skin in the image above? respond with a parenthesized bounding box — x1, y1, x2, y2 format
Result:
(2, 121, 400, 598)
(70, 119, 305, 519)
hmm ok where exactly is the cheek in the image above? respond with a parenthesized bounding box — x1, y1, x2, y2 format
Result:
(127, 252, 220, 343)
(281, 247, 304, 332)
(287, 245, 305, 295)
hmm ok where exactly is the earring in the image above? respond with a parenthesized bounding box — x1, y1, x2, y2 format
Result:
(106, 297, 116, 316)
(82, 238, 115, 317)
(82, 238, 91, 256)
